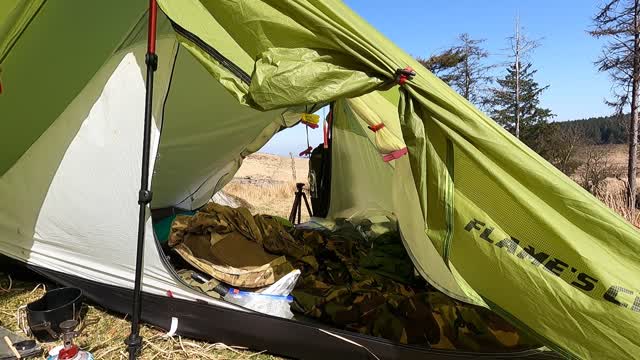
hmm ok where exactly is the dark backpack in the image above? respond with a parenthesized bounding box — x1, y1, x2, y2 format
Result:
(308, 144, 331, 218)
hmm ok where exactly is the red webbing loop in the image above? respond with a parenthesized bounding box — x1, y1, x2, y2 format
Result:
(324, 110, 332, 149)
(0, 80, 3, 95)
(323, 120, 328, 149)
(368, 123, 385, 132)
(148, 0, 158, 54)
(383, 147, 408, 162)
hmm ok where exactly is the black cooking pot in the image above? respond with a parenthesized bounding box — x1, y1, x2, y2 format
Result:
(26, 287, 83, 342)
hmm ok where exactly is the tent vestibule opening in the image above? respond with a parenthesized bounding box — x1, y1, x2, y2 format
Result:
(147, 42, 539, 352)
(3, 2, 637, 359)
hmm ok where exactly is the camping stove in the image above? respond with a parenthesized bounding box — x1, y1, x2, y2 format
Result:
(51, 320, 94, 360)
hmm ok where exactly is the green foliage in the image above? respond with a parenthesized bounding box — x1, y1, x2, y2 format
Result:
(485, 61, 555, 146)
(418, 34, 492, 104)
(418, 48, 466, 84)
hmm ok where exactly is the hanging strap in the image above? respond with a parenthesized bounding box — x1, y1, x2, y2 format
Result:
(301, 113, 320, 129)
(323, 109, 332, 149)
(299, 146, 313, 157)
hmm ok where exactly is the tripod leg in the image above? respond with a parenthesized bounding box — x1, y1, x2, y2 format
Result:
(302, 193, 313, 218)
(289, 193, 301, 224)
(297, 195, 302, 224)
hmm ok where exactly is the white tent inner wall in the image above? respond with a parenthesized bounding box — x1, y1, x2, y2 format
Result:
(0, 37, 244, 310)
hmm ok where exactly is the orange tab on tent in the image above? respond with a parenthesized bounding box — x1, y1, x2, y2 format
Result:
(368, 123, 385, 132)
(301, 113, 320, 129)
(394, 67, 416, 85)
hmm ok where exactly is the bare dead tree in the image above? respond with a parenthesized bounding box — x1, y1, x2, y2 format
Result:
(579, 147, 618, 196)
(545, 124, 588, 176)
(590, 0, 640, 212)
(510, 16, 540, 139)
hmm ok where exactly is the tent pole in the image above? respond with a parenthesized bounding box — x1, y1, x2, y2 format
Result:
(126, 0, 158, 359)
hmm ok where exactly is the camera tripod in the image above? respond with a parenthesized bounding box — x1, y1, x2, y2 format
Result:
(289, 183, 313, 224)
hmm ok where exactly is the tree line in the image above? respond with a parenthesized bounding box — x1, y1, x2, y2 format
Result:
(418, 1, 640, 213)
(557, 115, 628, 145)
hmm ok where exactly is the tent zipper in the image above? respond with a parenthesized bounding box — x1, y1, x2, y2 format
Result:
(170, 21, 251, 85)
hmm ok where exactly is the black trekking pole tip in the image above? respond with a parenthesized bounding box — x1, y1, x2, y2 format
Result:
(125, 334, 143, 359)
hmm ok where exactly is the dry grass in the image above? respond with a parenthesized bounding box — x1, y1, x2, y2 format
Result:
(0, 274, 280, 359)
(575, 144, 640, 226)
(596, 179, 640, 227)
(224, 181, 311, 221)
(223, 153, 312, 222)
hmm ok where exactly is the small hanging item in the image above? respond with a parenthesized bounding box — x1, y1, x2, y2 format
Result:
(299, 114, 315, 158)
(299, 146, 313, 157)
(383, 147, 408, 162)
(300, 113, 320, 129)
(394, 67, 416, 85)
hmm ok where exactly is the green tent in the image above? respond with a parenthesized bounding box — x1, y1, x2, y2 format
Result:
(0, 1, 638, 359)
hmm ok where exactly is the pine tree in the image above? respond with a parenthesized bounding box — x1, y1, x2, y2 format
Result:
(418, 48, 466, 85)
(418, 34, 492, 105)
(448, 34, 493, 105)
(485, 61, 554, 145)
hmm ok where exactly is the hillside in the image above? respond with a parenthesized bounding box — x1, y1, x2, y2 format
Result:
(557, 114, 627, 144)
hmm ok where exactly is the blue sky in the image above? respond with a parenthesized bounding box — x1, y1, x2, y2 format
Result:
(261, 0, 612, 155)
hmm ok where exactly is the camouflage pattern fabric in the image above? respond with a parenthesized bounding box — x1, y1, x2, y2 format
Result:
(170, 205, 537, 350)
(176, 269, 222, 299)
(289, 223, 538, 351)
(169, 203, 307, 288)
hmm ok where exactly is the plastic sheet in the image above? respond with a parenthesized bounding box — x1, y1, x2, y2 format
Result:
(225, 270, 300, 319)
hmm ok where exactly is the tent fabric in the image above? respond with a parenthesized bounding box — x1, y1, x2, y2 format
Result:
(156, 1, 640, 359)
(329, 93, 484, 306)
(151, 45, 289, 209)
(0, 1, 639, 359)
(0, 29, 248, 315)
(0, 0, 149, 176)
(328, 93, 395, 218)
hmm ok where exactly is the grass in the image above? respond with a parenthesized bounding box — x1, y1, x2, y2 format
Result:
(597, 180, 640, 226)
(0, 273, 281, 359)
(224, 180, 311, 222)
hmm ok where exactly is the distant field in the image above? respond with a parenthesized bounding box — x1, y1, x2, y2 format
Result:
(223, 153, 310, 220)
(598, 144, 628, 168)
